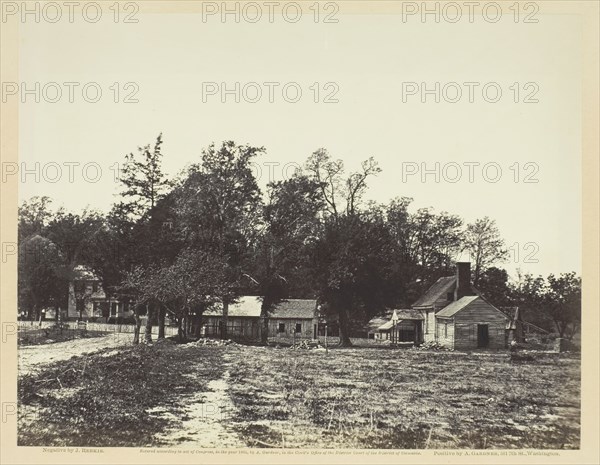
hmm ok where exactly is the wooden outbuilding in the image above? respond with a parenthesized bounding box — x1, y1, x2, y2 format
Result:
(411, 262, 511, 349)
(201, 296, 318, 341)
(434, 296, 509, 350)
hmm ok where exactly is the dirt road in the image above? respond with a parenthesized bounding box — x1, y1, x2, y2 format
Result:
(18, 333, 132, 376)
(151, 350, 243, 447)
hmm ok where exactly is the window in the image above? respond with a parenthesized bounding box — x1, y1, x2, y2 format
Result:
(295, 323, 302, 333)
(444, 322, 448, 338)
(74, 281, 85, 293)
(92, 281, 99, 293)
(278, 322, 285, 333)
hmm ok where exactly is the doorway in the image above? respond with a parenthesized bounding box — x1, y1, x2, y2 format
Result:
(477, 324, 489, 348)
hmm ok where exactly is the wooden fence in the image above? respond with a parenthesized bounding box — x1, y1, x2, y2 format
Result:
(17, 320, 179, 337)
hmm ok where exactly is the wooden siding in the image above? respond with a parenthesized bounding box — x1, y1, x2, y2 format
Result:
(202, 316, 316, 340)
(423, 309, 436, 342)
(452, 300, 508, 350)
(269, 318, 315, 339)
(435, 318, 455, 348)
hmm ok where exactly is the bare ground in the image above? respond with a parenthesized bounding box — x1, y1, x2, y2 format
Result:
(18, 332, 132, 376)
(17, 338, 580, 449)
(151, 370, 243, 447)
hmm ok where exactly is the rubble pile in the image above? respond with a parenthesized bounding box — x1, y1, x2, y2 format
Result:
(192, 338, 238, 347)
(289, 340, 326, 351)
(412, 341, 454, 351)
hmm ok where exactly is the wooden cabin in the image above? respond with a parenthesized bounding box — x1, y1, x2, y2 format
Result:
(201, 296, 318, 341)
(435, 296, 509, 350)
(412, 262, 510, 350)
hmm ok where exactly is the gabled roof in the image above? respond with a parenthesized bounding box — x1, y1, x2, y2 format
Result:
(435, 295, 480, 318)
(204, 296, 262, 318)
(412, 276, 455, 307)
(367, 309, 424, 332)
(385, 308, 425, 320)
(203, 297, 317, 319)
(271, 299, 317, 319)
(367, 316, 389, 332)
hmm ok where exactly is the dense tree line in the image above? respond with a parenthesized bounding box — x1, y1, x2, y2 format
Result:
(17, 137, 582, 345)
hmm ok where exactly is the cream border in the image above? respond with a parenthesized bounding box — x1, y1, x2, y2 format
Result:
(1, 1, 598, 464)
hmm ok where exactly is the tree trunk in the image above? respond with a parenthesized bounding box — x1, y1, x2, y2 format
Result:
(261, 316, 269, 344)
(144, 304, 153, 344)
(187, 314, 192, 337)
(55, 305, 60, 322)
(337, 307, 353, 347)
(133, 308, 142, 344)
(196, 311, 204, 340)
(221, 301, 229, 340)
(177, 317, 184, 343)
(158, 306, 166, 339)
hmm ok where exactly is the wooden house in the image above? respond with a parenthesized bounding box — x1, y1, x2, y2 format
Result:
(434, 296, 509, 350)
(412, 262, 510, 350)
(201, 296, 318, 341)
(67, 266, 131, 321)
(267, 299, 318, 340)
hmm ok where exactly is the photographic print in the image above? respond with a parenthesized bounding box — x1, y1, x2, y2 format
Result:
(0, 1, 598, 464)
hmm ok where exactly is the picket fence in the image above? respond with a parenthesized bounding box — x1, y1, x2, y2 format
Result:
(17, 320, 179, 337)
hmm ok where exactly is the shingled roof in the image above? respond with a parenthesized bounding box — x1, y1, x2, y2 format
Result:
(203, 297, 317, 319)
(435, 295, 480, 318)
(412, 276, 456, 307)
(270, 299, 317, 319)
(385, 309, 425, 320)
(204, 296, 262, 318)
(367, 309, 424, 332)
(367, 316, 389, 332)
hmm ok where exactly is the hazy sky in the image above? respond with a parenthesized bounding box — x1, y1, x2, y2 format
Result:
(16, 5, 582, 278)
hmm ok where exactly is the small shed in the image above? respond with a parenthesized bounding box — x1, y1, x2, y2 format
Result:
(434, 296, 509, 350)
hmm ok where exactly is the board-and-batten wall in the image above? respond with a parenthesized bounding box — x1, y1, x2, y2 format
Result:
(451, 300, 508, 350)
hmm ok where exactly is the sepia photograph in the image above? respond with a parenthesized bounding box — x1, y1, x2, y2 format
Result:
(0, 1, 598, 464)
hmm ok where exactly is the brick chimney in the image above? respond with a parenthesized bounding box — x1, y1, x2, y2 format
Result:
(454, 262, 473, 301)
